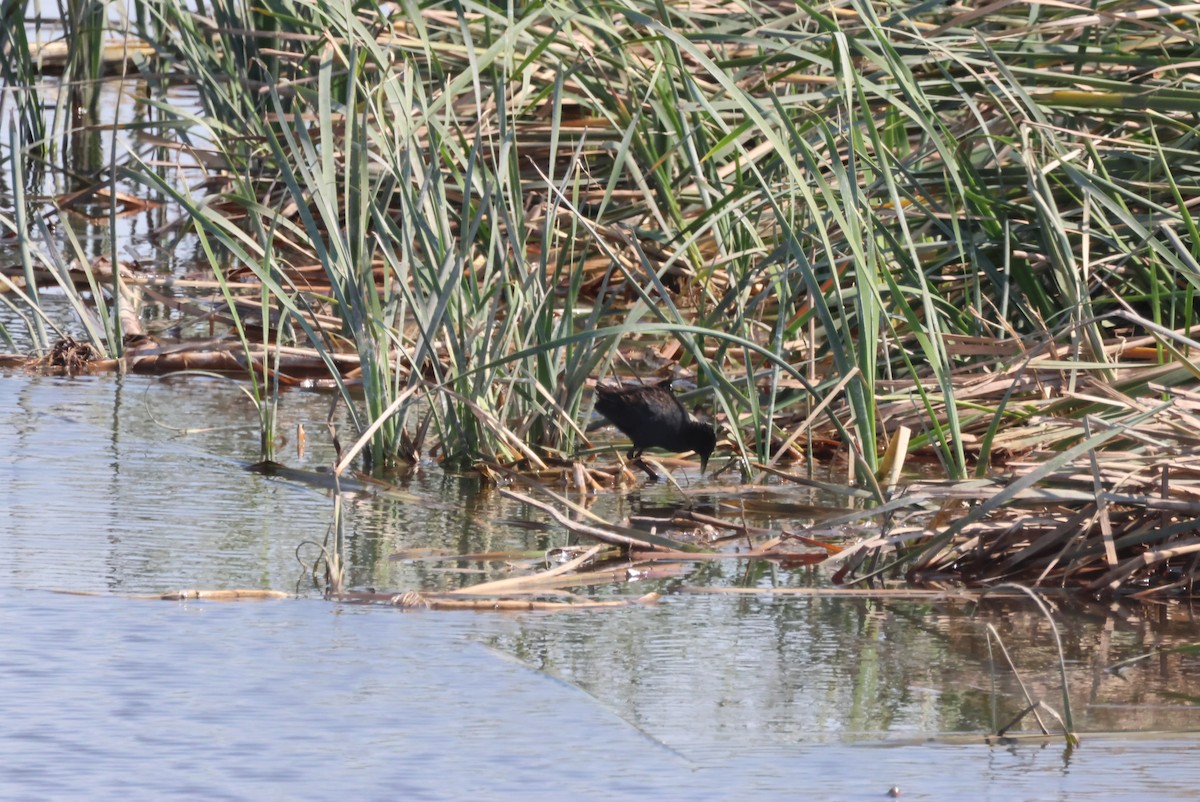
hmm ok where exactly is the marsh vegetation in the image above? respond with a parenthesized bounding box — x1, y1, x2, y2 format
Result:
(5, 0, 1200, 608)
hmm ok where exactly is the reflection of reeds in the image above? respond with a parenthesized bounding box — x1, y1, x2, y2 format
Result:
(0, 0, 45, 155)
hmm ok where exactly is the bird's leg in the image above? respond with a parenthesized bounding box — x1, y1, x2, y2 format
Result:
(626, 448, 662, 481)
(634, 460, 662, 481)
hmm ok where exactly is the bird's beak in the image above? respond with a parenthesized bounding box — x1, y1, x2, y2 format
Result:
(700, 454, 709, 474)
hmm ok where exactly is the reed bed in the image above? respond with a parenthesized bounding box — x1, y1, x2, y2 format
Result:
(4, 0, 1200, 595)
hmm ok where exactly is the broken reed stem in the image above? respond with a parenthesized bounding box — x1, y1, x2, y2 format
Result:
(333, 590, 663, 611)
(1088, 538, 1200, 593)
(498, 488, 676, 552)
(978, 584, 1078, 746)
(984, 623, 1050, 735)
(448, 544, 605, 594)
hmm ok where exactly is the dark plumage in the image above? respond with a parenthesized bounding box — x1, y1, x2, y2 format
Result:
(594, 379, 717, 472)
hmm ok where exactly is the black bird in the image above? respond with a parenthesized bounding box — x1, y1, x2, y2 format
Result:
(593, 379, 717, 472)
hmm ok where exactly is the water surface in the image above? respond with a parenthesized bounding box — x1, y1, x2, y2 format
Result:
(3, 373, 1200, 800)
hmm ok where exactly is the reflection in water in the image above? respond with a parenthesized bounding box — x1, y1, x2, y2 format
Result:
(3, 373, 1200, 798)
(3, 590, 1200, 801)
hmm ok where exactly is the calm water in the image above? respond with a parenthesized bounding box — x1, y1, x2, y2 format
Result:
(3, 372, 1200, 800)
